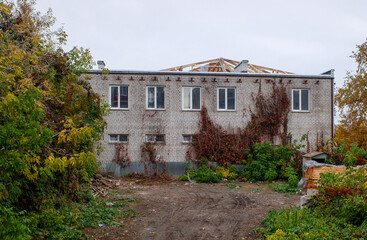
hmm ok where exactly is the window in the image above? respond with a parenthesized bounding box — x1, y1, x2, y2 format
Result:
(182, 87, 201, 110)
(109, 134, 128, 143)
(217, 88, 236, 111)
(182, 135, 193, 143)
(147, 86, 165, 109)
(145, 134, 165, 143)
(110, 86, 128, 109)
(292, 89, 309, 111)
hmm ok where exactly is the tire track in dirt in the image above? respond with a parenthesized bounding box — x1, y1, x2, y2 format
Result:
(85, 180, 299, 240)
(121, 182, 299, 240)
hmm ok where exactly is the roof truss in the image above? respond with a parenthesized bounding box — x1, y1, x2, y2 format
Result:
(161, 57, 293, 74)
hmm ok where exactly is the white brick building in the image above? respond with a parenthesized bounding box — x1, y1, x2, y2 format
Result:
(87, 58, 334, 176)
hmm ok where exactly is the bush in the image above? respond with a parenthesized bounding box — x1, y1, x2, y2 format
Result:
(215, 164, 239, 180)
(242, 160, 268, 181)
(0, 206, 32, 240)
(188, 166, 222, 183)
(323, 141, 367, 166)
(258, 164, 367, 239)
(0, 197, 124, 239)
(257, 207, 366, 239)
(177, 175, 189, 181)
(242, 143, 299, 183)
(285, 167, 299, 188)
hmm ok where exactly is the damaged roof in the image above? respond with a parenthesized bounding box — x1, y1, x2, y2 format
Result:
(161, 57, 293, 74)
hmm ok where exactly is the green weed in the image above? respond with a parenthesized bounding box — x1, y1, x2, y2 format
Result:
(188, 166, 222, 183)
(227, 183, 241, 189)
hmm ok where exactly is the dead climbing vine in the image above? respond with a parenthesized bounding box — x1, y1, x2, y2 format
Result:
(112, 143, 131, 168)
(187, 82, 290, 165)
(141, 142, 167, 175)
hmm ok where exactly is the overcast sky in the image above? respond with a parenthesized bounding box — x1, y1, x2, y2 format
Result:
(35, 0, 367, 88)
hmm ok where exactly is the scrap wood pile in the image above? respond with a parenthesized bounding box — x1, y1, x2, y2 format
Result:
(90, 174, 121, 197)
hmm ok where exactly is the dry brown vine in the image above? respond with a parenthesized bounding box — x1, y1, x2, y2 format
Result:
(187, 82, 290, 165)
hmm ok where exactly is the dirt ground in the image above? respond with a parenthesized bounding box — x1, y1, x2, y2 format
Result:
(85, 178, 299, 240)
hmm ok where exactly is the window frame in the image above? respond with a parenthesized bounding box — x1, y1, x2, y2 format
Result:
(182, 87, 201, 111)
(109, 134, 128, 143)
(292, 89, 310, 112)
(182, 134, 193, 143)
(145, 134, 165, 144)
(109, 85, 129, 110)
(146, 86, 166, 110)
(217, 87, 236, 111)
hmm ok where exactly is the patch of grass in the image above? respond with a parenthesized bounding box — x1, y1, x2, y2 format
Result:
(122, 208, 136, 218)
(272, 183, 301, 195)
(76, 198, 122, 228)
(251, 188, 260, 192)
(125, 189, 134, 193)
(112, 202, 128, 208)
(227, 183, 241, 189)
(9, 197, 124, 239)
(122, 197, 141, 202)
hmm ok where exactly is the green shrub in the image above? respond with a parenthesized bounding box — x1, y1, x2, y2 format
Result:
(188, 166, 222, 183)
(242, 143, 299, 183)
(0, 206, 32, 240)
(215, 164, 239, 180)
(0, 197, 125, 239)
(259, 163, 367, 239)
(242, 160, 267, 181)
(264, 168, 278, 181)
(257, 207, 366, 239)
(273, 145, 296, 178)
(323, 141, 367, 166)
(285, 167, 299, 188)
(177, 175, 189, 181)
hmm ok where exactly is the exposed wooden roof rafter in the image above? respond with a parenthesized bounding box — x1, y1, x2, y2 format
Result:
(161, 57, 293, 74)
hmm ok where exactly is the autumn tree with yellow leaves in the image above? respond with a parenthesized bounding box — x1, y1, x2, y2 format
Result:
(0, 0, 107, 213)
(335, 39, 367, 149)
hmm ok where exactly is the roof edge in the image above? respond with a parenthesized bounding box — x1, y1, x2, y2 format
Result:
(87, 69, 334, 79)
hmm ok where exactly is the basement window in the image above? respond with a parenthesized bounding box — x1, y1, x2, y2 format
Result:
(292, 89, 309, 112)
(182, 87, 201, 110)
(109, 134, 128, 143)
(146, 86, 165, 110)
(217, 88, 236, 111)
(110, 86, 128, 109)
(145, 134, 165, 143)
(182, 135, 193, 143)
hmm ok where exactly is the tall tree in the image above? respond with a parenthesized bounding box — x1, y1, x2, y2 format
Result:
(335, 39, 367, 148)
(0, 0, 106, 209)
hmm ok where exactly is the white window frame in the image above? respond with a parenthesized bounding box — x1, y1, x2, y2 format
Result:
(182, 87, 201, 111)
(109, 134, 128, 143)
(292, 89, 310, 112)
(182, 134, 193, 143)
(217, 87, 236, 111)
(146, 86, 166, 110)
(109, 85, 129, 110)
(145, 134, 165, 143)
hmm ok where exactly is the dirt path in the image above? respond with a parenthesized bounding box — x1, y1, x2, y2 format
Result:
(86, 179, 299, 240)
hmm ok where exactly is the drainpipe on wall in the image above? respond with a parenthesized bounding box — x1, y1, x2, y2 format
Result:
(321, 69, 335, 138)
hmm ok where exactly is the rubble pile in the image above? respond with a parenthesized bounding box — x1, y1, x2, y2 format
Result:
(90, 174, 121, 197)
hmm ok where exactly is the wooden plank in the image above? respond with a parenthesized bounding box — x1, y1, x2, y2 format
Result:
(305, 166, 347, 180)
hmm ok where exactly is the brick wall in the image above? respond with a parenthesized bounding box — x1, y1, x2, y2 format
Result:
(87, 71, 333, 173)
